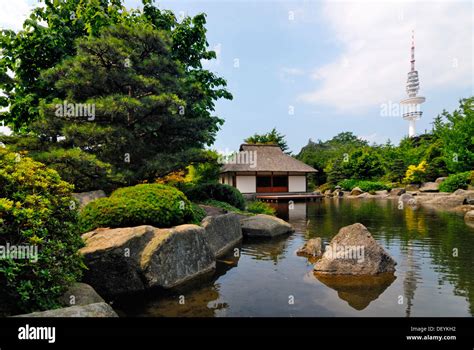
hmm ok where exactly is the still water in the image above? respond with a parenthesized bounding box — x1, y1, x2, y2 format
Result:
(115, 198, 474, 317)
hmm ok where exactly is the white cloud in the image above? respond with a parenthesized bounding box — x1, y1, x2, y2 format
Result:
(0, 0, 32, 31)
(279, 67, 305, 82)
(299, 0, 473, 112)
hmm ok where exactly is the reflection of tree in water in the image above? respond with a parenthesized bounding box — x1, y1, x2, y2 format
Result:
(113, 248, 241, 317)
(314, 273, 396, 310)
(241, 235, 290, 265)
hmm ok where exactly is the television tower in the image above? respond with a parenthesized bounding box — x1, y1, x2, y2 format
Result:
(400, 31, 425, 137)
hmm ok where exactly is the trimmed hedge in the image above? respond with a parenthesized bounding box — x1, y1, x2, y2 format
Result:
(439, 172, 472, 193)
(182, 182, 246, 210)
(80, 184, 195, 232)
(0, 148, 84, 313)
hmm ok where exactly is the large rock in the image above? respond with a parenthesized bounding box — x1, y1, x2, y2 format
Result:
(13, 302, 118, 317)
(399, 193, 414, 203)
(297, 238, 322, 257)
(314, 223, 396, 275)
(435, 177, 447, 184)
(240, 214, 293, 238)
(419, 182, 439, 192)
(73, 190, 106, 209)
(405, 184, 420, 191)
(421, 195, 465, 208)
(59, 283, 104, 307)
(201, 213, 242, 257)
(465, 210, 474, 222)
(140, 225, 215, 288)
(350, 187, 363, 196)
(324, 190, 333, 197)
(80, 226, 157, 295)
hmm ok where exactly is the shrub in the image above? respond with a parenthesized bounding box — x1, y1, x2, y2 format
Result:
(0, 148, 84, 313)
(439, 172, 472, 193)
(80, 184, 194, 232)
(404, 160, 428, 184)
(202, 199, 244, 213)
(182, 183, 246, 210)
(318, 183, 335, 193)
(338, 179, 391, 192)
(190, 203, 207, 223)
(246, 201, 276, 215)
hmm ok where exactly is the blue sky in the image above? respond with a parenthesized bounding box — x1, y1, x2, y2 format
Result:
(1, 0, 472, 153)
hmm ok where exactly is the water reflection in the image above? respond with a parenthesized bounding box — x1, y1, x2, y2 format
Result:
(314, 273, 396, 310)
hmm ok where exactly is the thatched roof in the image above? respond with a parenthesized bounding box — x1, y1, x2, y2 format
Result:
(220, 144, 317, 173)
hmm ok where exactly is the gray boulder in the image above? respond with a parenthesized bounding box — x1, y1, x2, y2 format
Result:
(419, 182, 439, 192)
(201, 213, 242, 257)
(13, 302, 118, 317)
(80, 226, 156, 295)
(73, 190, 106, 209)
(59, 283, 104, 307)
(422, 195, 465, 208)
(297, 238, 322, 257)
(350, 187, 363, 196)
(399, 193, 414, 203)
(240, 214, 293, 238)
(140, 225, 215, 288)
(314, 223, 396, 275)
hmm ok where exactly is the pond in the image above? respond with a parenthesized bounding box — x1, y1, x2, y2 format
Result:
(114, 198, 474, 317)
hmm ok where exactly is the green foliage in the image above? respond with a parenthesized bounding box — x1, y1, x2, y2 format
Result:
(438, 172, 472, 193)
(0, 0, 127, 131)
(318, 183, 335, 193)
(0, 148, 84, 312)
(183, 183, 246, 210)
(202, 199, 244, 214)
(32, 148, 123, 193)
(189, 202, 207, 223)
(245, 128, 290, 153)
(338, 179, 391, 192)
(246, 201, 276, 215)
(186, 150, 222, 184)
(80, 184, 194, 232)
(433, 97, 474, 173)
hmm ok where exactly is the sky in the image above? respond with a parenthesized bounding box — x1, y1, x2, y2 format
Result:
(0, 0, 472, 154)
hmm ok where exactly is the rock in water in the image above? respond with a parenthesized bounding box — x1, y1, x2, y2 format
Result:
(297, 238, 322, 257)
(80, 226, 157, 295)
(13, 302, 118, 317)
(314, 223, 396, 275)
(201, 213, 242, 257)
(240, 214, 294, 238)
(350, 187, 363, 196)
(140, 225, 215, 288)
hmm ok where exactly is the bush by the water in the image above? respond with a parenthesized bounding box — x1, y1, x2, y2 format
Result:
(439, 172, 472, 193)
(246, 201, 276, 215)
(80, 184, 196, 232)
(338, 179, 391, 192)
(190, 203, 207, 223)
(202, 199, 244, 213)
(182, 183, 246, 210)
(0, 149, 84, 313)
